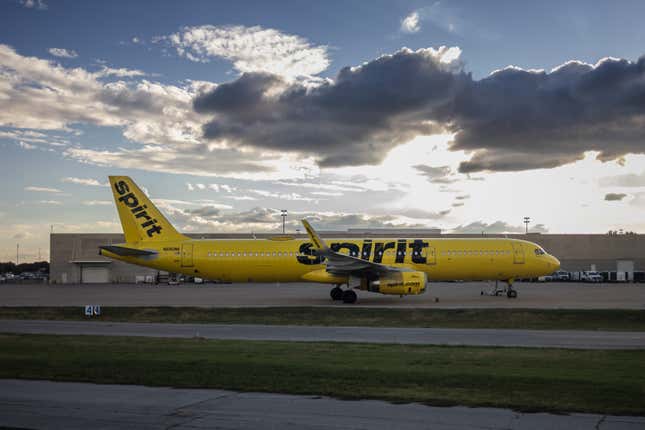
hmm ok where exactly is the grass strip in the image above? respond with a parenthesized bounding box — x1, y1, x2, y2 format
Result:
(1, 307, 645, 331)
(0, 333, 644, 415)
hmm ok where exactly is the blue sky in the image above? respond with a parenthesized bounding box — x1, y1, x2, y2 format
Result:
(2, 0, 645, 261)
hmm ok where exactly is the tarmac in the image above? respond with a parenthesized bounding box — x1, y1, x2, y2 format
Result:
(1, 281, 645, 308)
(1, 379, 643, 430)
(2, 319, 645, 349)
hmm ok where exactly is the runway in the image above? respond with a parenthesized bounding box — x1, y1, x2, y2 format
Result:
(1, 379, 642, 430)
(2, 319, 645, 349)
(2, 281, 645, 308)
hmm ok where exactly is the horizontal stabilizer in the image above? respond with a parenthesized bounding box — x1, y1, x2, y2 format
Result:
(99, 245, 157, 257)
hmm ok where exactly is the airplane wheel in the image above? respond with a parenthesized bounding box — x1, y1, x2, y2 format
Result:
(507, 289, 517, 299)
(330, 286, 343, 301)
(342, 290, 357, 304)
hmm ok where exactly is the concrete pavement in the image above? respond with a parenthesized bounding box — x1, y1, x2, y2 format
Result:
(1, 379, 643, 430)
(1, 282, 644, 308)
(2, 319, 645, 349)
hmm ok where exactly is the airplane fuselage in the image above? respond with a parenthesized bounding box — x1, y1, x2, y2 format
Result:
(101, 236, 559, 284)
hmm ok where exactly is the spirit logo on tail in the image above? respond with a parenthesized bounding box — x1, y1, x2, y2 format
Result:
(114, 181, 162, 237)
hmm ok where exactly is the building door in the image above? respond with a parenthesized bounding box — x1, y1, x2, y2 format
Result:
(181, 244, 194, 267)
(511, 242, 525, 264)
(81, 266, 109, 283)
(617, 260, 634, 282)
(422, 246, 437, 265)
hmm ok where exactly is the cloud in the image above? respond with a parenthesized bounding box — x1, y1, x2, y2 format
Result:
(401, 11, 421, 33)
(6, 41, 645, 180)
(48, 48, 78, 58)
(82, 200, 112, 206)
(37, 200, 62, 205)
(156, 200, 430, 233)
(61, 177, 108, 187)
(25, 186, 62, 193)
(163, 25, 330, 78)
(451, 57, 645, 173)
(0, 129, 69, 147)
(95, 65, 146, 78)
(599, 171, 645, 187)
(389, 208, 451, 219)
(413, 164, 456, 183)
(195, 47, 645, 172)
(19, 141, 36, 150)
(604, 192, 627, 201)
(195, 47, 462, 168)
(451, 221, 548, 234)
(20, 0, 47, 10)
(0, 44, 298, 178)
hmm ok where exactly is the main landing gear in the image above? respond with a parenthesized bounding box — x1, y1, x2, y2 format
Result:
(330, 285, 357, 304)
(480, 279, 518, 298)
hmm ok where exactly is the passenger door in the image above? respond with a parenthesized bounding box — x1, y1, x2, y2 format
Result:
(511, 242, 524, 264)
(422, 246, 437, 265)
(181, 243, 194, 267)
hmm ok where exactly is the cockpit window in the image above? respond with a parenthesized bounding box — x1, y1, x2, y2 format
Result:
(534, 248, 546, 256)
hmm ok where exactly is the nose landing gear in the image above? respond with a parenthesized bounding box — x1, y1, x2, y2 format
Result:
(506, 279, 518, 299)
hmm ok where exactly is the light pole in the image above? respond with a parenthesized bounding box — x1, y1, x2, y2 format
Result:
(281, 209, 287, 234)
(523, 217, 531, 234)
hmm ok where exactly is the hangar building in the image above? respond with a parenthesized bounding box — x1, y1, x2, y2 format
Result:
(49, 231, 644, 284)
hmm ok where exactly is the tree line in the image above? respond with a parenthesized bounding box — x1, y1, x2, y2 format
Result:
(0, 261, 49, 275)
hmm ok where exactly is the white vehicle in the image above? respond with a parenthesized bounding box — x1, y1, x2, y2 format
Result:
(581, 271, 603, 283)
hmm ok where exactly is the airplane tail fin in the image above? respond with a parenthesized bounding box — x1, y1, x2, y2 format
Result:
(301, 219, 329, 252)
(109, 176, 186, 243)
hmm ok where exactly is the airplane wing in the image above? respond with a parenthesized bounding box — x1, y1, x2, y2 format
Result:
(301, 219, 408, 276)
(99, 245, 158, 257)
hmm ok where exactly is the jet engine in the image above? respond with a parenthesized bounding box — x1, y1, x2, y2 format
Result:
(358, 271, 427, 295)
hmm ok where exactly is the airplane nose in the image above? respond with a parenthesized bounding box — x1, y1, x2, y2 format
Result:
(550, 255, 560, 271)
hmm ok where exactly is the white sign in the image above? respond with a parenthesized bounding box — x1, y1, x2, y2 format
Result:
(84, 305, 101, 316)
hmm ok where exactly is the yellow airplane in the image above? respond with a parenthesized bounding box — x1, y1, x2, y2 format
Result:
(100, 176, 560, 303)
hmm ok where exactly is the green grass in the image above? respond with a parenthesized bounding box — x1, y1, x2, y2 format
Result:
(1, 307, 645, 331)
(0, 333, 643, 415)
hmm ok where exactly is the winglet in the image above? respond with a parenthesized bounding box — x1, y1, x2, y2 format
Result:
(301, 219, 329, 251)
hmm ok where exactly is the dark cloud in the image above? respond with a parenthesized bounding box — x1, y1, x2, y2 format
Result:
(604, 192, 627, 201)
(451, 221, 548, 234)
(450, 58, 645, 173)
(194, 48, 645, 172)
(194, 47, 462, 167)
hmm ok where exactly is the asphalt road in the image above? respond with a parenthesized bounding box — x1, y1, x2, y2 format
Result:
(1, 379, 643, 430)
(2, 319, 645, 349)
(2, 281, 645, 308)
